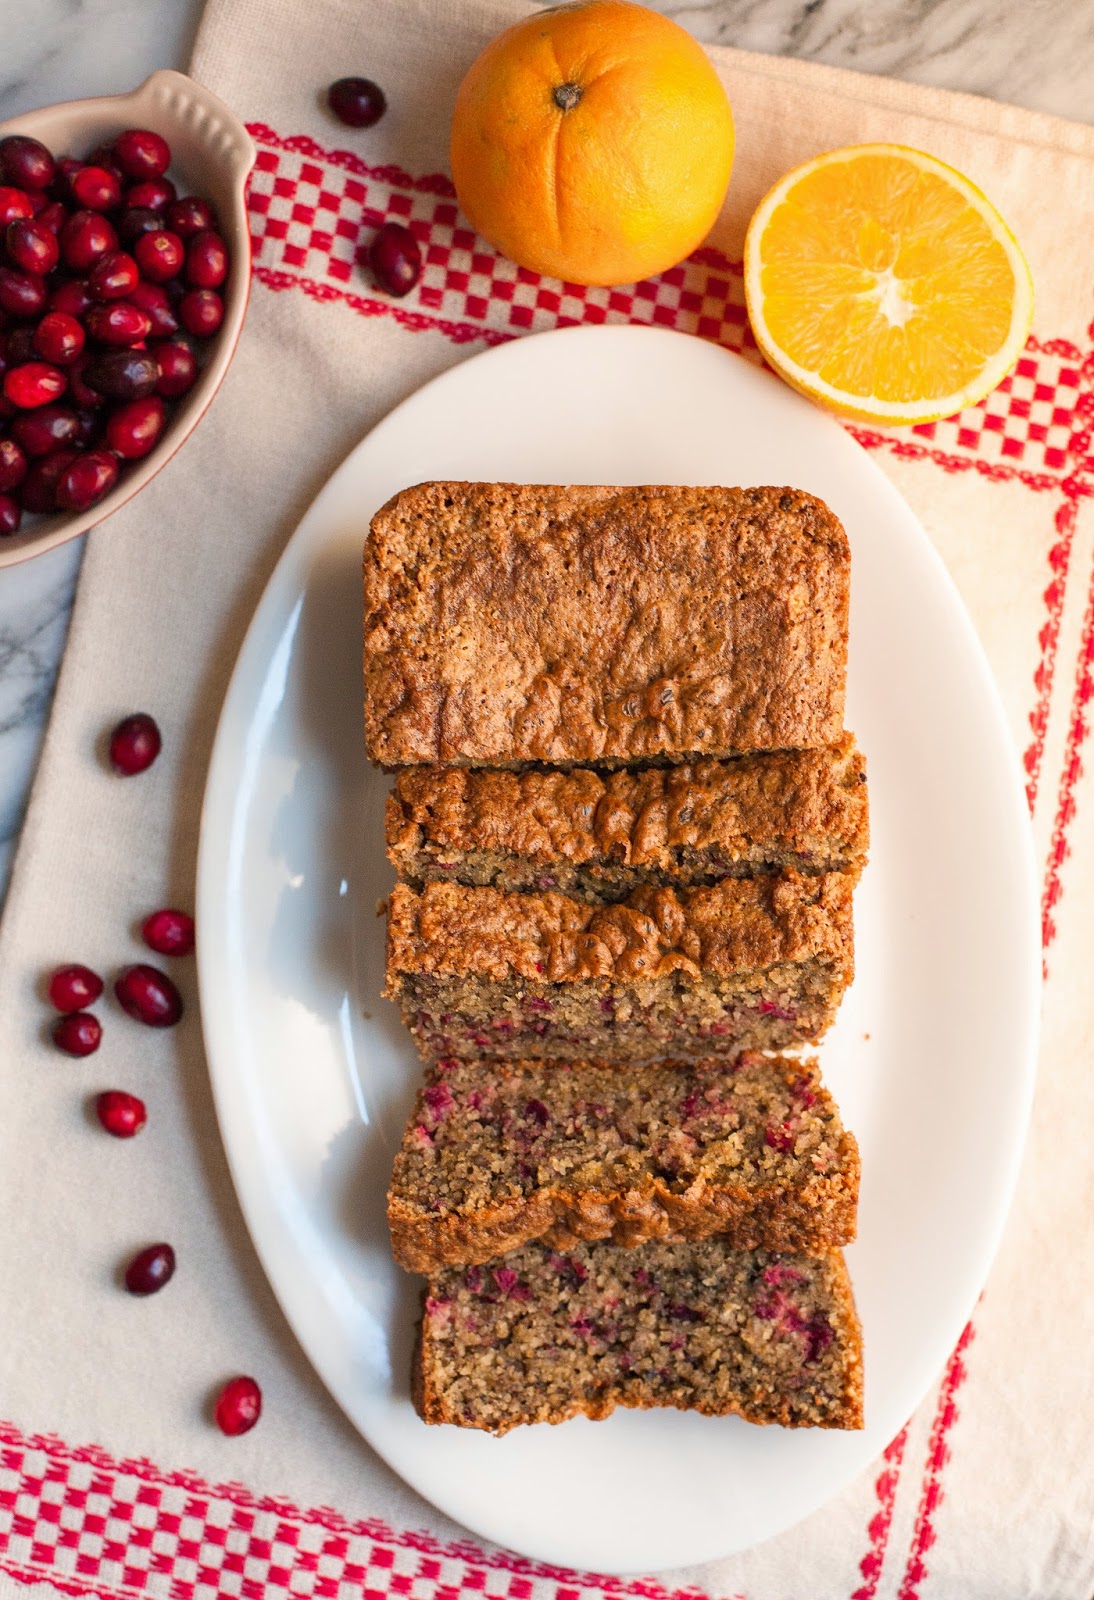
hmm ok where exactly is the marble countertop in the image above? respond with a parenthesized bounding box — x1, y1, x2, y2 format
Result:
(2, 0, 1093, 910)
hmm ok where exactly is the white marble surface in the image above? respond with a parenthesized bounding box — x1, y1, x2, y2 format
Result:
(2, 0, 1093, 909)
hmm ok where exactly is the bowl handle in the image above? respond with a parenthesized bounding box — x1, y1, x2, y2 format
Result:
(123, 69, 257, 187)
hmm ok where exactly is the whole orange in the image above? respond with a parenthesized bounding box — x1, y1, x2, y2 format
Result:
(449, 0, 734, 288)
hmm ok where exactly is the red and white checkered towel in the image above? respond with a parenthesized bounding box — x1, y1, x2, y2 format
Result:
(2, 1, 1093, 1596)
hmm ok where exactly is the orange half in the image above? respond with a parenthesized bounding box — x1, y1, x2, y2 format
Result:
(743, 144, 1034, 425)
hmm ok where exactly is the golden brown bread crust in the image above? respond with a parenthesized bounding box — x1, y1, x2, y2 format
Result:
(387, 736, 868, 879)
(393, 1178, 859, 1269)
(384, 871, 854, 988)
(390, 1141, 860, 1270)
(364, 483, 849, 768)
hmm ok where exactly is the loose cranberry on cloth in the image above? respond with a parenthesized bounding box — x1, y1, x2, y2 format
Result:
(95, 1089, 147, 1138)
(0, 2, 1092, 1598)
(50, 1010, 101, 1056)
(107, 710, 160, 773)
(141, 907, 195, 956)
(114, 962, 183, 1026)
(47, 963, 103, 1011)
(214, 1374, 262, 1435)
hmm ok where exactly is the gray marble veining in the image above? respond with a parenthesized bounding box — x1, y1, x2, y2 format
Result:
(664, 0, 1094, 123)
(0, 541, 82, 896)
(0, 0, 202, 122)
(0, 0, 1090, 913)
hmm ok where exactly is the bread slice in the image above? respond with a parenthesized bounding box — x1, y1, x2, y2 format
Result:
(388, 1053, 859, 1271)
(384, 871, 854, 1063)
(364, 482, 849, 769)
(386, 736, 868, 901)
(413, 1239, 864, 1433)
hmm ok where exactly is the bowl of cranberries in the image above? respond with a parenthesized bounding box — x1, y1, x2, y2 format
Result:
(0, 70, 255, 567)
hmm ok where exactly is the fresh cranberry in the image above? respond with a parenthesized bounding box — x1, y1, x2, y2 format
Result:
(36, 200, 67, 234)
(85, 348, 159, 401)
(214, 1376, 262, 1436)
(114, 962, 182, 1026)
(366, 222, 421, 298)
(108, 711, 161, 774)
(0, 493, 20, 535)
(6, 218, 60, 276)
(0, 185, 33, 224)
(0, 136, 56, 190)
(85, 144, 124, 178)
(11, 404, 79, 457)
(86, 302, 152, 346)
(89, 249, 139, 301)
(49, 278, 93, 318)
(52, 1010, 102, 1056)
(96, 1090, 147, 1138)
(135, 229, 184, 283)
(142, 908, 195, 957)
(48, 962, 104, 1010)
(0, 267, 48, 318)
(113, 130, 171, 182)
(165, 196, 215, 237)
(327, 77, 387, 128)
(68, 352, 107, 407)
(56, 449, 118, 512)
(106, 393, 165, 458)
(20, 449, 76, 512)
(125, 179, 177, 215)
(5, 324, 35, 362)
(129, 281, 178, 338)
(4, 362, 65, 408)
(153, 339, 197, 397)
(70, 164, 123, 211)
(72, 408, 103, 447)
(34, 310, 85, 365)
(124, 1242, 176, 1295)
(60, 209, 117, 271)
(0, 436, 27, 490)
(185, 231, 227, 289)
(52, 155, 85, 195)
(117, 206, 165, 246)
(177, 288, 223, 338)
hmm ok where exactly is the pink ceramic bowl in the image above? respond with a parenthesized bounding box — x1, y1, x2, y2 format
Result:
(0, 70, 256, 568)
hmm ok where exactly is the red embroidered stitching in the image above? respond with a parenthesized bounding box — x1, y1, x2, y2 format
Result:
(894, 1323, 976, 1600)
(0, 1557, 124, 1600)
(247, 122, 458, 196)
(843, 426, 1067, 494)
(0, 1422, 747, 1600)
(253, 265, 510, 346)
(1042, 539, 1094, 952)
(1025, 496, 1079, 811)
(849, 1427, 908, 1600)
